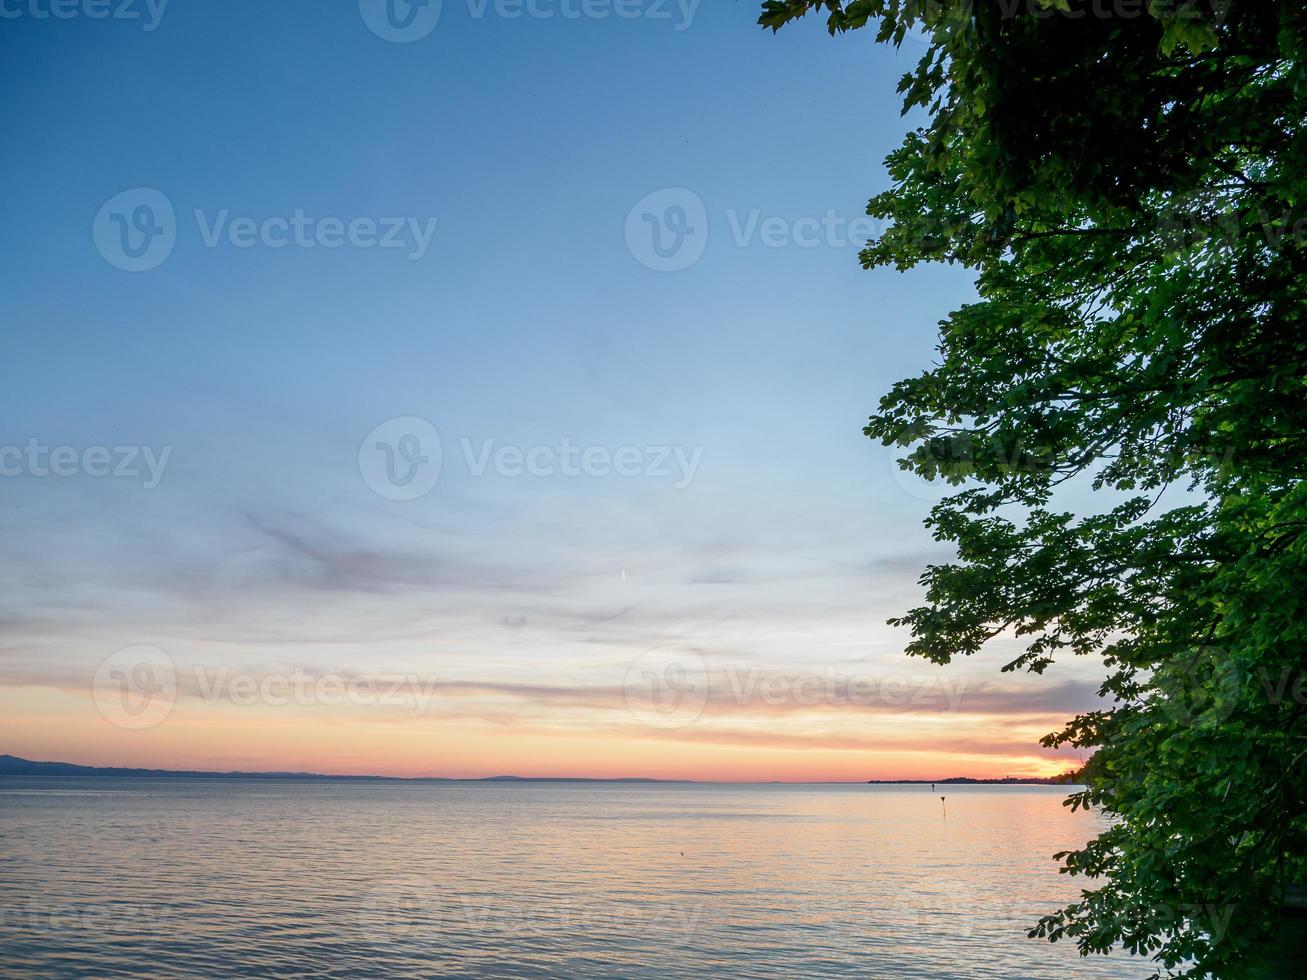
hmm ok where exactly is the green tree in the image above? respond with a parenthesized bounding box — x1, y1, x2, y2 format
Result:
(758, 2, 1307, 976)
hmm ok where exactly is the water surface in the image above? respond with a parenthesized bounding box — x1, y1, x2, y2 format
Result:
(0, 779, 1156, 978)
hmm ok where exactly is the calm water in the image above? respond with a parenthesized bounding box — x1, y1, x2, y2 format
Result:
(0, 779, 1156, 978)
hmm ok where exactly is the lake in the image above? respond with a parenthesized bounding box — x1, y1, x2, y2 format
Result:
(0, 779, 1157, 978)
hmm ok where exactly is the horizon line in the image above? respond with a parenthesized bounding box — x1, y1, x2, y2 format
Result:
(0, 753, 1079, 785)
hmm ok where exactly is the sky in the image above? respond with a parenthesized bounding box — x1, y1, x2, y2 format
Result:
(0, 0, 1107, 780)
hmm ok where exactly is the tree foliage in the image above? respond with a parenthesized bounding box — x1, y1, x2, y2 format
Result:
(760, 2, 1307, 976)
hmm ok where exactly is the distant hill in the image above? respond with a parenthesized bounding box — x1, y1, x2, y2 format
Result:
(0, 754, 676, 782)
(0, 753, 407, 781)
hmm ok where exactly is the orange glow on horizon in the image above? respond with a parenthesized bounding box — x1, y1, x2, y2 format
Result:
(1, 685, 1084, 783)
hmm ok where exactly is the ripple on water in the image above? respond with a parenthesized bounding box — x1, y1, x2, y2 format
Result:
(0, 779, 1158, 978)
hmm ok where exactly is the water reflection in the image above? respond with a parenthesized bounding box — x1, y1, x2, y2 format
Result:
(0, 780, 1154, 978)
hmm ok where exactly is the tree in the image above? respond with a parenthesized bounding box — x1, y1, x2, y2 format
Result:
(759, 2, 1307, 976)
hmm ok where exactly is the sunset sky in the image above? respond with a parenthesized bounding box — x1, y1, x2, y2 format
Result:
(0, 2, 1107, 781)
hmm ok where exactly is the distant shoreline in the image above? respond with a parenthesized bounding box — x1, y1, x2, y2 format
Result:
(866, 776, 1078, 786)
(0, 754, 1079, 785)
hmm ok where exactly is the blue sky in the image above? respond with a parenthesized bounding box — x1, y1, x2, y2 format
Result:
(0, 2, 1105, 779)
